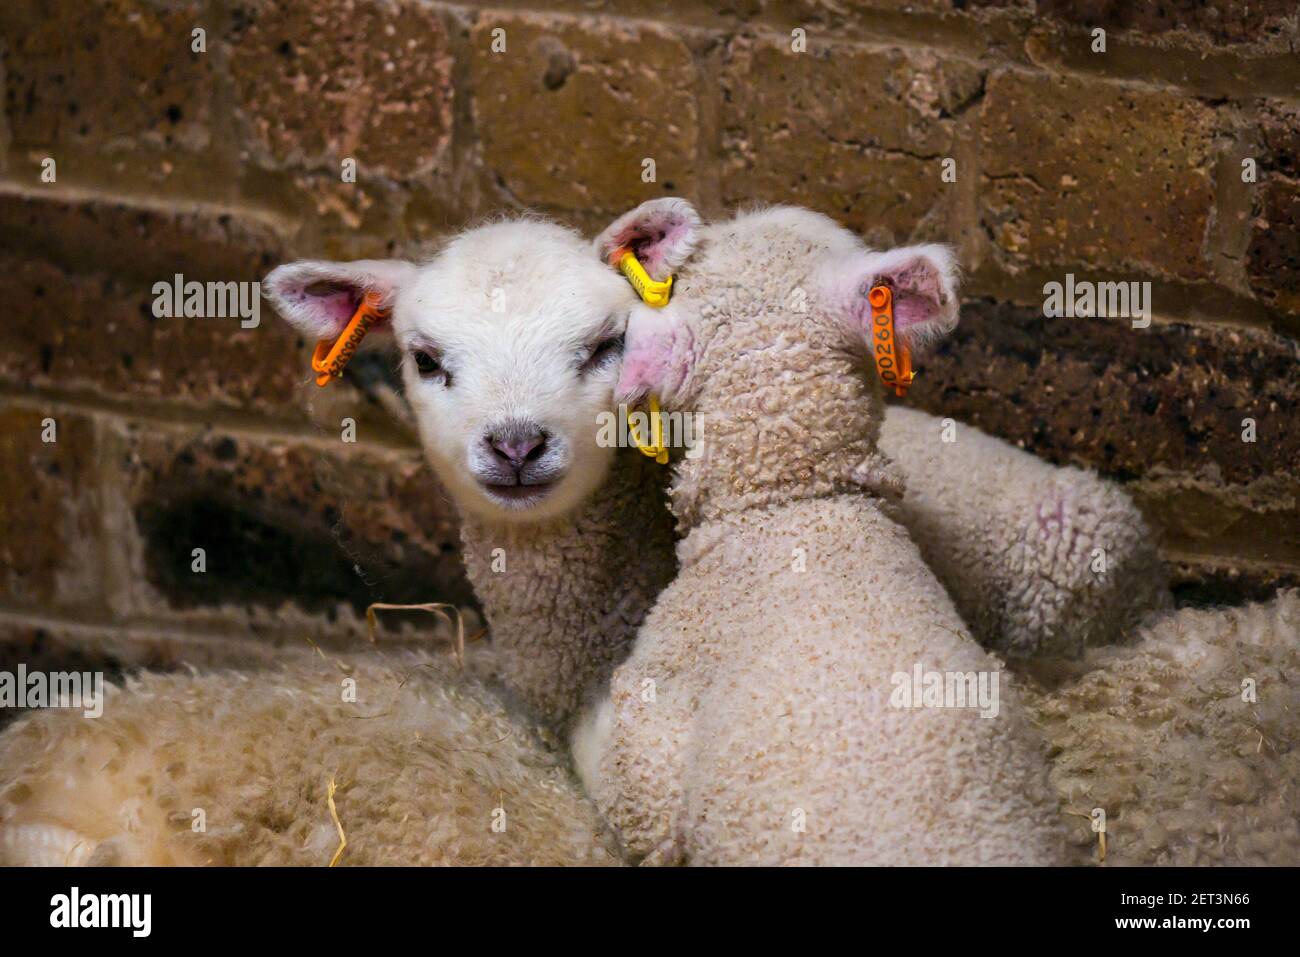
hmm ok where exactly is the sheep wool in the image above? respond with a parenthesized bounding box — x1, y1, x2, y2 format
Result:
(459, 449, 678, 728)
(1025, 589, 1300, 866)
(1, 204, 1281, 868)
(0, 648, 619, 866)
(577, 203, 1067, 865)
(879, 405, 1172, 658)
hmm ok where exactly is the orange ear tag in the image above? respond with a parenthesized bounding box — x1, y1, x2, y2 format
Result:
(311, 290, 388, 387)
(868, 285, 914, 398)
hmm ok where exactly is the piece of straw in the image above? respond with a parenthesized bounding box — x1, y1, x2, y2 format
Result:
(327, 776, 347, 867)
(366, 602, 467, 667)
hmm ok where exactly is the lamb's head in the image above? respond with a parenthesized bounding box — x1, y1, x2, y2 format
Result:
(265, 219, 637, 523)
(602, 200, 960, 524)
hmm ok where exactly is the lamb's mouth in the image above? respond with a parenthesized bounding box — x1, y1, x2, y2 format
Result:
(479, 479, 556, 506)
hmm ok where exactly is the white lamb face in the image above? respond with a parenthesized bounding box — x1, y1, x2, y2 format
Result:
(265, 220, 638, 523)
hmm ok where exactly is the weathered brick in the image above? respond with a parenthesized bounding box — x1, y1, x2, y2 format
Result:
(469, 13, 699, 215)
(2, 0, 226, 193)
(236, 166, 414, 259)
(228, 0, 454, 178)
(907, 300, 1299, 484)
(0, 36, 12, 174)
(1036, 0, 1298, 45)
(0, 254, 308, 416)
(1248, 177, 1300, 314)
(483, 0, 766, 23)
(1246, 104, 1300, 313)
(0, 407, 102, 608)
(1257, 102, 1300, 179)
(1131, 472, 1300, 570)
(1170, 559, 1300, 608)
(717, 35, 980, 245)
(766, 0, 1034, 61)
(114, 423, 473, 619)
(978, 71, 1217, 280)
(1023, 26, 1300, 101)
(901, 300, 1300, 576)
(0, 187, 287, 286)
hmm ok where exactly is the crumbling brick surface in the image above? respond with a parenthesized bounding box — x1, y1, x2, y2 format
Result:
(1, 0, 1295, 650)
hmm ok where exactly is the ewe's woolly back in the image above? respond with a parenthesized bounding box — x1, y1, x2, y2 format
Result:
(0, 648, 619, 866)
(1025, 590, 1300, 866)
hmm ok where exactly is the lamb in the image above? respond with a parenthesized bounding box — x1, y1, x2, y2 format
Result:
(261, 222, 681, 729)
(1, 220, 678, 866)
(573, 204, 1067, 864)
(2, 204, 1285, 867)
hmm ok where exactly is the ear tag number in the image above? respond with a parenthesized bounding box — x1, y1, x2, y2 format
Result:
(868, 284, 914, 398)
(311, 290, 388, 387)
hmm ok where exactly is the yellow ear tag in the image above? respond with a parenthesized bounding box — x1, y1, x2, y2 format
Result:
(311, 290, 388, 387)
(609, 247, 673, 308)
(628, 393, 670, 465)
(607, 246, 672, 464)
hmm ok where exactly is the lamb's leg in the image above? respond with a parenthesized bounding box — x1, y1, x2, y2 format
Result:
(878, 405, 1171, 659)
(573, 650, 695, 864)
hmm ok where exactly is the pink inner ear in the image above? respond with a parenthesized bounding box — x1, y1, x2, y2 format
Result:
(616, 314, 693, 403)
(610, 217, 689, 279)
(877, 260, 945, 331)
(290, 282, 363, 336)
(893, 294, 937, 330)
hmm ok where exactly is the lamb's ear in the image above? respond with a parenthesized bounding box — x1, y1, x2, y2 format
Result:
(847, 244, 960, 349)
(593, 198, 702, 282)
(615, 305, 693, 406)
(262, 259, 417, 342)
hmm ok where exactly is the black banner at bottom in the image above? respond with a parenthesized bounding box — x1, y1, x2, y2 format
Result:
(0, 865, 1286, 944)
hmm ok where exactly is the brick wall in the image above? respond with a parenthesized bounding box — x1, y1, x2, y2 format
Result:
(1, 1, 1297, 671)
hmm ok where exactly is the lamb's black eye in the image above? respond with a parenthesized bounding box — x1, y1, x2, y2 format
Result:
(581, 334, 624, 373)
(412, 350, 448, 384)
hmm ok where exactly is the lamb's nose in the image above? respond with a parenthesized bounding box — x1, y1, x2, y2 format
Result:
(489, 426, 547, 467)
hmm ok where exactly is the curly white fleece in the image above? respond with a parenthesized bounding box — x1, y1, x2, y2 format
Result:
(577, 206, 1067, 864)
(879, 405, 1172, 658)
(0, 647, 618, 866)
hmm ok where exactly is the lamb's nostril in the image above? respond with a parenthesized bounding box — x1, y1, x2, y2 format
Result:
(488, 429, 546, 468)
